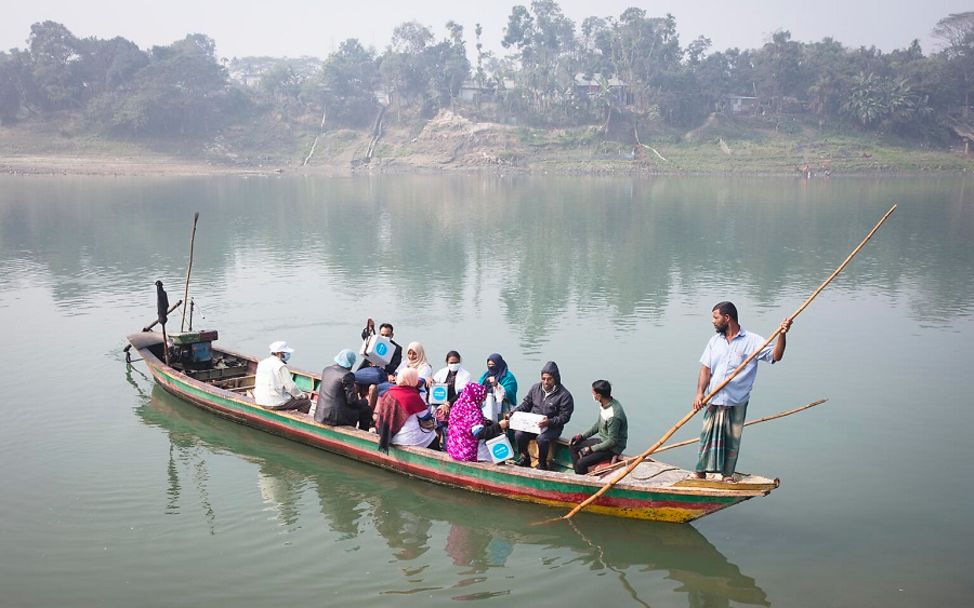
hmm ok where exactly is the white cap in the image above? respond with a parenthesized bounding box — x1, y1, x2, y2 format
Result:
(268, 340, 294, 354)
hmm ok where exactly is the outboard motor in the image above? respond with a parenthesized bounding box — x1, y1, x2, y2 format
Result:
(169, 330, 218, 370)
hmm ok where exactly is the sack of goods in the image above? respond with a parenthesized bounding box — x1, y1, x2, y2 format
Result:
(481, 392, 499, 422)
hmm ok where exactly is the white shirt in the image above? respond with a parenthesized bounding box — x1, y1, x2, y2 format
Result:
(700, 328, 775, 406)
(432, 366, 472, 393)
(391, 412, 438, 448)
(253, 355, 305, 407)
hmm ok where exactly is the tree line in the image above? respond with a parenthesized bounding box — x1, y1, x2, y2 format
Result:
(1, 4, 972, 146)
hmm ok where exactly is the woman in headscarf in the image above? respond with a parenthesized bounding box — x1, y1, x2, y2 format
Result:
(373, 368, 438, 452)
(478, 353, 518, 414)
(446, 383, 488, 462)
(396, 341, 434, 389)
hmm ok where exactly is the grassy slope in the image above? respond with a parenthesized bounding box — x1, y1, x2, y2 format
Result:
(2, 111, 972, 175)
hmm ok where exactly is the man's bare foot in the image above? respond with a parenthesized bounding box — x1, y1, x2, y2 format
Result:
(693, 471, 706, 479)
(721, 475, 737, 483)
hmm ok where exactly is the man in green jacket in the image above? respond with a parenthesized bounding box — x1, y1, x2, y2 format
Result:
(569, 380, 628, 474)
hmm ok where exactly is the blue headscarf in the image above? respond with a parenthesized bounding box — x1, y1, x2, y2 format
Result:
(485, 353, 508, 381)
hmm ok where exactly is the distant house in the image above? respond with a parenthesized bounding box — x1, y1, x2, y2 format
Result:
(373, 88, 390, 106)
(458, 80, 484, 102)
(723, 95, 760, 114)
(573, 74, 631, 105)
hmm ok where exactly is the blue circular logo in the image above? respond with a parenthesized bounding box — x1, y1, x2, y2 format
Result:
(375, 342, 388, 356)
(491, 443, 511, 460)
(432, 386, 448, 400)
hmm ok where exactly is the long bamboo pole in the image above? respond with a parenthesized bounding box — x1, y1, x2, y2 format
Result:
(180, 212, 200, 332)
(591, 399, 828, 472)
(558, 204, 896, 521)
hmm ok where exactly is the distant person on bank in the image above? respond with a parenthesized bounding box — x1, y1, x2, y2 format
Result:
(693, 301, 792, 482)
(253, 340, 311, 412)
(315, 348, 373, 429)
(512, 361, 574, 470)
(569, 380, 628, 474)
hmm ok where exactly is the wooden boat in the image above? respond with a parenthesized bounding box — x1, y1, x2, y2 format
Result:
(127, 331, 779, 523)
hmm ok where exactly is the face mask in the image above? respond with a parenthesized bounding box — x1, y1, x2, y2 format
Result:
(448, 363, 461, 372)
(281, 352, 291, 363)
(600, 406, 614, 421)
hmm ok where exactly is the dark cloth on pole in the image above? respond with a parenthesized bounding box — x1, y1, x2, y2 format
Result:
(154, 281, 169, 326)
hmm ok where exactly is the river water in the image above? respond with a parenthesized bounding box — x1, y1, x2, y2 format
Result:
(0, 174, 970, 607)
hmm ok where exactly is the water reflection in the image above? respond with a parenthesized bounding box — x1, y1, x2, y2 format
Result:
(137, 385, 768, 606)
(1, 176, 972, 349)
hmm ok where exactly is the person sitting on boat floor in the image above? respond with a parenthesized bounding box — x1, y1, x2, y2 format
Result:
(253, 340, 312, 413)
(360, 319, 403, 376)
(692, 301, 792, 483)
(445, 383, 513, 462)
(569, 380, 628, 475)
(478, 353, 518, 415)
(446, 383, 487, 461)
(512, 361, 574, 470)
(373, 368, 439, 452)
(314, 348, 373, 429)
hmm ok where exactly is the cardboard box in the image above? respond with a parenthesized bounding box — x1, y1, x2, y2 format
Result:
(363, 335, 394, 367)
(428, 383, 449, 405)
(486, 434, 514, 463)
(509, 411, 546, 434)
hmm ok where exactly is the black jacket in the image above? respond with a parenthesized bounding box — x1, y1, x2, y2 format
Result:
(514, 361, 574, 429)
(316, 364, 368, 425)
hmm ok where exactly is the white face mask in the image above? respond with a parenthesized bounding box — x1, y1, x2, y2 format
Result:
(448, 363, 461, 372)
(600, 405, 614, 421)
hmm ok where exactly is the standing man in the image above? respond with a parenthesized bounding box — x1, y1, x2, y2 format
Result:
(693, 302, 792, 482)
(253, 340, 311, 412)
(512, 361, 574, 470)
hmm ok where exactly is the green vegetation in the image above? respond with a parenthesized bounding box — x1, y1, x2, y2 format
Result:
(1, 6, 974, 174)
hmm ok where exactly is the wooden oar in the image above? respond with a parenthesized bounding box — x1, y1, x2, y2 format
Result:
(554, 204, 896, 522)
(180, 212, 200, 332)
(592, 398, 828, 476)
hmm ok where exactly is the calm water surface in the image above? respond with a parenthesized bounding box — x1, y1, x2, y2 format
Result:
(0, 174, 971, 607)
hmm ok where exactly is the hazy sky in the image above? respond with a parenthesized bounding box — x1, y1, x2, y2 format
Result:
(2, 1, 970, 60)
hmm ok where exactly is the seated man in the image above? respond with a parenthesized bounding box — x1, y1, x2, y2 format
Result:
(315, 348, 373, 430)
(512, 361, 574, 470)
(253, 340, 311, 412)
(569, 380, 628, 474)
(360, 319, 403, 376)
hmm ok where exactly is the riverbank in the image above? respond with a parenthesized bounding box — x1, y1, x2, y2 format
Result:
(3, 111, 972, 176)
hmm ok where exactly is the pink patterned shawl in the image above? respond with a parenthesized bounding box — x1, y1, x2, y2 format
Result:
(446, 383, 487, 461)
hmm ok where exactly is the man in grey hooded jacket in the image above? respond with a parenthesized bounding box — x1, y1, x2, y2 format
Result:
(512, 361, 574, 470)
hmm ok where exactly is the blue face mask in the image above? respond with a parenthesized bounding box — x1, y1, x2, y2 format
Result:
(282, 352, 291, 363)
